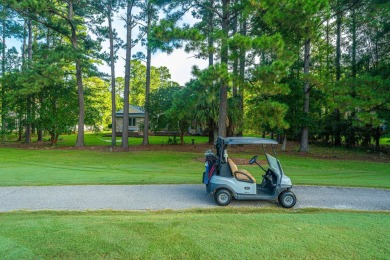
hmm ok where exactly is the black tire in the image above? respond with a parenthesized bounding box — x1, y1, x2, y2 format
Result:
(215, 189, 232, 206)
(279, 191, 297, 208)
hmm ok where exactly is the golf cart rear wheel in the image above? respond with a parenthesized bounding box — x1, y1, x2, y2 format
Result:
(279, 191, 296, 208)
(215, 189, 232, 206)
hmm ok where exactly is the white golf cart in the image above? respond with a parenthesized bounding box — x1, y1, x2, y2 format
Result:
(202, 136, 297, 208)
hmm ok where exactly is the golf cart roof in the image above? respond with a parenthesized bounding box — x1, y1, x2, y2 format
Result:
(223, 137, 278, 145)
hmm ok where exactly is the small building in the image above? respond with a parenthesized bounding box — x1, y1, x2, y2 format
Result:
(115, 105, 145, 133)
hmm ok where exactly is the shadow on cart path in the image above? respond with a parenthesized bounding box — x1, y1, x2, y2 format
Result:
(0, 185, 389, 212)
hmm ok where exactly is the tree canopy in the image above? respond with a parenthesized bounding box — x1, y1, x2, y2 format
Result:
(0, 0, 388, 150)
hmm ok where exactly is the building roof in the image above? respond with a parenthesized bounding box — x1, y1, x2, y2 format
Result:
(116, 105, 145, 118)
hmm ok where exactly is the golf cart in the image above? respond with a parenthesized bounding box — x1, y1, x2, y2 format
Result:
(202, 136, 297, 208)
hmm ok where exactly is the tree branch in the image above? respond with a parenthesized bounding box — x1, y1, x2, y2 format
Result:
(318, 0, 361, 28)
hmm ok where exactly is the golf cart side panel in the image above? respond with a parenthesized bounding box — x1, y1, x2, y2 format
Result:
(209, 175, 256, 196)
(281, 175, 292, 187)
(236, 187, 287, 201)
(207, 182, 238, 198)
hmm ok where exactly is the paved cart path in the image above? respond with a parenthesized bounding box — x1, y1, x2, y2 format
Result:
(0, 185, 389, 212)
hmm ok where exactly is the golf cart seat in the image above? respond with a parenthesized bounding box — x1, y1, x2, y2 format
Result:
(228, 159, 256, 183)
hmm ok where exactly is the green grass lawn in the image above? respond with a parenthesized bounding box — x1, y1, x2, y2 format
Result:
(380, 137, 390, 145)
(0, 147, 389, 188)
(5, 131, 390, 147)
(0, 148, 201, 186)
(0, 209, 388, 259)
(58, 134, 209, 146)
(3, 132, 210, 146)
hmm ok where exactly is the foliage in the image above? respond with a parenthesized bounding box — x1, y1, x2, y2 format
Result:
(149, 84, 181, 131)
(0, 0, 389, 150)
(165, 85, 195, 144)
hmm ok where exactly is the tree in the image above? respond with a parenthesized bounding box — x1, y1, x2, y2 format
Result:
(190, 66, 223, 143)
(133, 0, 160, 145)
(0, 5, 23, 140)
(122, 0, 137, 149)
(91, 0, 124, 147)
(149, 84, 181, 131)
(330, 0, 390, 149)
(166, 85, 195, 144)
(5, 0, 99, 146)
(154, 0, 244, 137)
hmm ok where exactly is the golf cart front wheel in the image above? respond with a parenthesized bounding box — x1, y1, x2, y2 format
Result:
(279, 191, 297, 208)
(215, 189, 232, 206)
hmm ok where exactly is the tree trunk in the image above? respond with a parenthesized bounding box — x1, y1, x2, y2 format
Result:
(142, 2, 152, 145)
(122, 1, 135, 149)
(230, 1, 239, 136)
(37, 96, 43, 142)
(180, 131, 184, 145)
(31, 96, 36, 135)
(281, 134, 287, 152)
(348, 6, 357, 148)
(68, 1, 85, 147)
(218, 0, 230, 138)
(232, 2, 238, 97)
(38, 29, 50, 142)
(25, 19, 33, 144)
(1, 8, 6, 141)
(50, 133, 59, 146)
(18, 117, 23, 141)
(374, 127, 380, 151)
(50, 132, 55, 146)
(326, 19, 330, 73)
(108, 6, 116, 148)
(334, 2, 342, 146)
(17, 20, 27, 143)
(238, 18, 247, 137)
(299, 38, 311, 152)
(207, 0, 216, 144)
(208, 0, 214, 67)
(208, 118, 214, 144)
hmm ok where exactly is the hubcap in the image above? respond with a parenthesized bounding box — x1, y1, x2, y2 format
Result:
(219, 193, 228, 203)
(284, 195, 293, 205)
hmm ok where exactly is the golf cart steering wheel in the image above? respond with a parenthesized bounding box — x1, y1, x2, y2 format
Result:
(249, 155, 258, 165)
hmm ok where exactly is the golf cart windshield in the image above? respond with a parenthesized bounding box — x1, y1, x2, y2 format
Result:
(266, 153, 284, 177)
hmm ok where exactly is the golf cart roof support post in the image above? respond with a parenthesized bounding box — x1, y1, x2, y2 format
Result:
(262, 145, 267, 158)
(272, 145, 277, 158)
(256, 161, 267, 172)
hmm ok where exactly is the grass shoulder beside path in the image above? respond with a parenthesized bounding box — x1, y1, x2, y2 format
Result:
(0, 147, 389, 188)
(0, 209, 389, 259)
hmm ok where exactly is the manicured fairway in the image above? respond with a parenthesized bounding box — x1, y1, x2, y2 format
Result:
(0, 209, 388, 259)
(0, 148, 389, 188)
(0, 148, 200, 186)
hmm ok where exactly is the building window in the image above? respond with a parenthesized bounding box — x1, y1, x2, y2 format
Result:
(129, 118, 136, 127)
